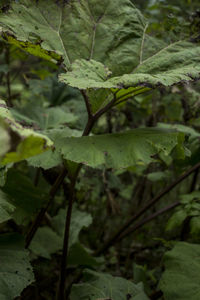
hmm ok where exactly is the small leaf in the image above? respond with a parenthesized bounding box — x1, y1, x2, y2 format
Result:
(166, 210, 187, 231)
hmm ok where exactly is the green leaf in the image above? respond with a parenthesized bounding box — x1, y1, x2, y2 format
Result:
(59, 59, 113, 90)
(0, 190, 15, 224)
(52, 208, 92, 247)
(0, 100, 53, 165)
(54, 128, 184, 169)
(0, 234, 34, 300)
(30, 208, 92, 258)
(68, 243, 100, 267)
(159, 242, 200, 300)
(70, 269, 149, 300)
(13, 104, 77, 130)
(158, 123, 200, 138)
(60, 42, 200, 90)
(166, 210, 187, 231)
(2, 169, 47, 225)
(26, 149, 62, 169)
(0, 0, 146, 74)
(29, 227, 62, 259)
(190, 217, 200, 236)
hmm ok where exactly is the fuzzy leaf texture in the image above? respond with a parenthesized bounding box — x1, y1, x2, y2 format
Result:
(0, 0, 145, 74)
(54, 128, 184, 169)
(59, 45, 200, 90)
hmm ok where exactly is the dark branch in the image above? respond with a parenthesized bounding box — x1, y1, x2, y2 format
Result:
(96, 161, 200, 255)
(118, 201, 180, 241)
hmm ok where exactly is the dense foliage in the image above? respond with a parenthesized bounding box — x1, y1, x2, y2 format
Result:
(0, 0, 200, 299)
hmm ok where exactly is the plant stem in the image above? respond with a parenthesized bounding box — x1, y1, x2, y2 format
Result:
(118, 201, 180, 241)
(56, 171, 79, 300)
(81, 90, 92, 117)
(57, 91, 119, 299)
(25, 167, 67, 248)
(96, 162, 200, 255)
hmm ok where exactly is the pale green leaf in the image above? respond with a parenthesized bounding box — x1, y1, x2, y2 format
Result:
(54, 128, 184, 169)
(59, 59, 113, 90)
(0, 100, 52, 165)
(159, 242, 200, 300)
(71, 269, 149, 300)
(60, 43, 200, 90)
(0, 234, 34, 300)
(26, 149, 62, 170)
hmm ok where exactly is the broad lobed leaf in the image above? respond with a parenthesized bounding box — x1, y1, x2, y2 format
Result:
(54, 128, 184, 169)
(59, 42, 200, 90)
(0, 0, 146, 74)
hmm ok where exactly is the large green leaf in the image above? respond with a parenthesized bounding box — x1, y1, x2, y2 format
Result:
(0, 234, 34, 300)
(0, 100, 52, 165)
(160, 242, 200, 300)
(59, 44, 200, 90)
(0, 0, 146, 74)
(54, 128, 184, 169)
(70, 269, 149, 300)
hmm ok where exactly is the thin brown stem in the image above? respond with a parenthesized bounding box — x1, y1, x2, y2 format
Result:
(81, 90, 92, 117)
(118, 201, 180, 241)
(56, 172, 79, 300)
(57, 91, 119, 299)
(25, 167, 67, 248)
(96, 162, 200, 255)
